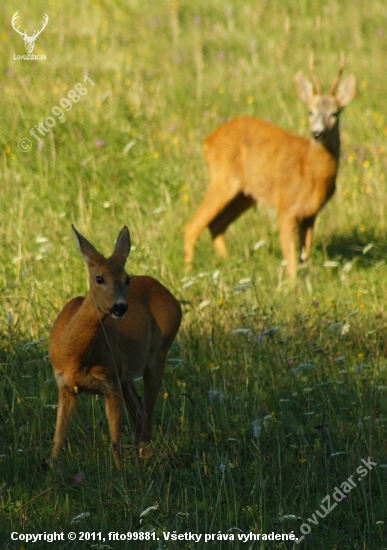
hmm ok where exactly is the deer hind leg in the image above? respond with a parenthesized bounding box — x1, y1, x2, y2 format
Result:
(279, 216, 299, 279)
(104, 389, 124, 469)
(184, 184, 241, 265)
(209, 192, 256, 257)
(52, 385, 77, 463)
(299, 216, 316, 262)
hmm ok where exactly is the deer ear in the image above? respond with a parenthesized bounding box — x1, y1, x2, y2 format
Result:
(336, 74, 356, 108)
(72, 225, 102, 266)
(295, 72, 313, 104)
(113, 226, 131, 265)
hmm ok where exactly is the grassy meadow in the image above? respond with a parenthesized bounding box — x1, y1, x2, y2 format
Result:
(1, 0, 387, 548)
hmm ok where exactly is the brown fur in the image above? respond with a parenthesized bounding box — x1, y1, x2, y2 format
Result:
(184, 59, 356, 277)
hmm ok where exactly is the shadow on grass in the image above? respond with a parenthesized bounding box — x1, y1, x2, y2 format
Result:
(320, 227, 387, 266)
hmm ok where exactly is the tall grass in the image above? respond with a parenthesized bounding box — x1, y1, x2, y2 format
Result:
(0, 0, 387, 548)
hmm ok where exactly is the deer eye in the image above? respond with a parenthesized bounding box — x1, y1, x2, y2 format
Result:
(96, 276, 105, 285)
(125, 276, 131, 286)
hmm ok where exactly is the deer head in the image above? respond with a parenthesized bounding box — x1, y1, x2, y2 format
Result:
(295, 52, 356, 145)
(72, 226, 132, 319)
(12, 11, 49, 54)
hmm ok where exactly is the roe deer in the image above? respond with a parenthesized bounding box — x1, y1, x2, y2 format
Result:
(184, 55, 356, 277)
(49, 226, 182, 468)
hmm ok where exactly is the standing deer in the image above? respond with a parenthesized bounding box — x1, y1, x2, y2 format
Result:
(184, 55, 356, 278)
(49, 226, 182, 469)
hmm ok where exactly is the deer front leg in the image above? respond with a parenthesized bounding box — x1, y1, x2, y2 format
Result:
(279, 216, 298, 279)
(299, 216, 316, 262)
(52, 385, 77, 463)
(104, 390, 123, 469)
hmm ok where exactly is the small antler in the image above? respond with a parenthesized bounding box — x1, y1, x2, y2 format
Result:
(309, 51, 322, 95)
(11, 11, 26, 38)
(329, 51, 345, 95)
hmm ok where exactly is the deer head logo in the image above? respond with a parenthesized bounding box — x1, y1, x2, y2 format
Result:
(12, 11, 49, 54)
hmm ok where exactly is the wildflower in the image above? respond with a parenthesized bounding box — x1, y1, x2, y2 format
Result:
(95, 140, 105, 147)
(327, 322, 350, 335)
(263, 414, 275, 429)
(252, 419, 261, 439)
(73, 473, 83, 486)
(292, 362, 315, 373)
(253, 239, 266, 250)
(140, 503, 159, 518)
(257, 326, 280, 344)
(208, 390, 218, 406)
(233, 283, 251, 291)
(71, 512, 90, 523)
(281, 514, 301, 521)
(230, 328, 251, 335)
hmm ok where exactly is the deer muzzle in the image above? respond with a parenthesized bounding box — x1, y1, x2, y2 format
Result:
(110, 303, 128, 319)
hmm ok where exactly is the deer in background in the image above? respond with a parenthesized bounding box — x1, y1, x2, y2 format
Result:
(49, 226, 182, 469)
(184, 55, 356, 278)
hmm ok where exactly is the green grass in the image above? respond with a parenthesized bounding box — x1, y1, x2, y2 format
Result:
(1, 0, 387, 548)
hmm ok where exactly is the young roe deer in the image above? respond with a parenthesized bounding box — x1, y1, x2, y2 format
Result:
(184, 55, 356, 277)
(49, 226, 182, 468)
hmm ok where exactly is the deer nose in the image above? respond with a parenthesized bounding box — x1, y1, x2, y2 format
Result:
(110, 303, 128, 318)
(312, 130, 325, 141)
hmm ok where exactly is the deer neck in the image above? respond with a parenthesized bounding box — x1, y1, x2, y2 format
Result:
(63, 293, 107, 361)
(313, 123, 341, 162)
